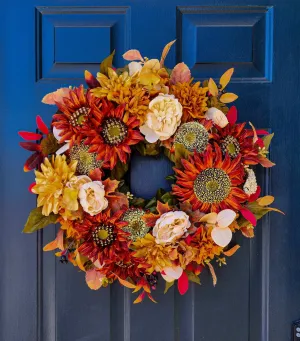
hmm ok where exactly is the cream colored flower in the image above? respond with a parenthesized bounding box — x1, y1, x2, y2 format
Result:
(128, 61, 142, 76)
(79, 181, 108, 216)
(205, 107, 228, 128)
(200, 209, 236, 247)
(153, 211, 191, 244)
(161, 265, 183, 282)
(140, 94, 182, 143)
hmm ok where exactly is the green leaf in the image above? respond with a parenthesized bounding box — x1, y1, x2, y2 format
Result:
(130, 197, 146, 208)
(145, 197, 157, 210)
(156, 188, 166, 201)
(135, 141, 160, 156)
(187, 271, 201, 285)
(23, 207, 58, 233)
(164, 143, 191, 167)
(164, 281, 174, 294)
(100, 50, 115, 76)
(166, 175, 176, 181)
(161, 192, 177, 206)
(110, 160, 128, 180)
(262, 133, 274, 151)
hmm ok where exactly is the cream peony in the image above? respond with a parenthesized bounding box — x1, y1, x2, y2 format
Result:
(153, 211, 191, 244)
(79, 181, 108, 216)
(140, 94, 182, 143)
(205, 107, 229, 128)
(128, 61, 142, 76)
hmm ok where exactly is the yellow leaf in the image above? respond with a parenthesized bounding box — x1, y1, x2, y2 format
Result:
(241, 226, 255, 238)
(220, 93, 238, 103)
(257, 196, 275, 206)
(208, 78, 218, 97)
(117, 276, 136, 289)
(133, 291, 145, 304)
(223, 245, 240, 257)
(139, 72, 160, 86)
(219, 68, 234, 90)
(75, 252, 86, 272)
(160, 39, 176, 67)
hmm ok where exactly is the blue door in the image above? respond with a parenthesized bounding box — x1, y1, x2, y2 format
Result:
(1, 1, 300, 341)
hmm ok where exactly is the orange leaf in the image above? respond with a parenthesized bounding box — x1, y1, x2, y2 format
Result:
(117, 276, 136, 289)
(147, 293, 157, 303)
(75, 252, 86, 272)
(170, 62, 191, 84)
(208, 78, 218, 96)
(133, 291, 146, 304)
(257, 196, 275, 206)
(103, 178, 119, 194)
(107, 192, 129, 213)
(157, 201, 172, 215)
(123, 49, 144, 62)
(142, 212, 159, 227)
(258, 155, 276, 168)
(160, 40, 176, 67)
(223, 245, 240, 257)
(219, 68, 234, 90)
(86, 269, 104, 290)
(220, 93, 238, 103)
(241, 226, 255, 238)
(43, 229, 64, 251)
(207, 263, 217, 286)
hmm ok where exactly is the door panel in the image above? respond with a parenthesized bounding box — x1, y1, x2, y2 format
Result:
(1, 1, 300, 341)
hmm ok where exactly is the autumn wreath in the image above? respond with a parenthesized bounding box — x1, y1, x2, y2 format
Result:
(19, 41, 283, 303)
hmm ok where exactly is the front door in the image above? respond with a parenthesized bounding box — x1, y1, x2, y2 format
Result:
(1, 1, 300, 341)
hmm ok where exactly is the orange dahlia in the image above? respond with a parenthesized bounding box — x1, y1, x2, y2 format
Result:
(52, 85, 103, 145)
(172, 143, 247, 213)
(85, 100, 144, 169)
(75, 210, 129, 264)
(212, 122, 259, 165)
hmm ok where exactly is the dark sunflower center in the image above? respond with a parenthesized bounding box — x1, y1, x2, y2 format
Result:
(221, 136, 240, 158)
(69, 141, 103, 175)
(175, 122, 209, 153)
(69, 107, 89, 127)
(193, 168, 231, 204)
(102, 118, 128, 146)
(92, 224, 115, 247)
(122, 209, 149, 241)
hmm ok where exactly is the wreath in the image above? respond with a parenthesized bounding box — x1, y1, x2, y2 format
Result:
(19, 41, 283, 303)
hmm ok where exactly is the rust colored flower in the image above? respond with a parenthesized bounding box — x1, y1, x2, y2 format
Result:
(172, 143, 247, 213)
(52, 85, 103, 146)
(85, 101, 144, 169)
(75, 210, 129, 264)
(212, 122, 259, 166)
(170, 81, 208, 122)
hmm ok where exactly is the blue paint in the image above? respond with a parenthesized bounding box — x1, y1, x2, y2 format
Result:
(1, 1, 300, 341)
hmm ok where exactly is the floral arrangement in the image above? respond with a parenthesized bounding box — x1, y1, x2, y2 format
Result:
(19, 41, 283, 303)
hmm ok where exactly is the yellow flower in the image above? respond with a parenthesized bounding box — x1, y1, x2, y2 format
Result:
(91, 68, 150, 123)
(131, 233, 178, 273)
(32, 155, 77, 216)
(170, 81, 208, 122)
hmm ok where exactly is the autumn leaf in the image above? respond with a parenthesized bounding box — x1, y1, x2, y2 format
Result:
(23, 207, 58, 233)
(86, 269, 104, 290)
(262, 133, 274, 150)
(116, 276, 136, 289)
(241, 226, 255, 238)
(133, 291, 146, 304)
(160, 40, 176, 67)
(170, 62, 191, 84)
(219, 68, 234, 90)
(220, 93, 238, 104)
(208, 78, 218, 96)
(207, 263, 217, 286)
(100, 50, 115, 76)
(164, 280, 174, 294)
(123, 49, 144, 62)
(257, 196, 275, 206)
(223, 245, 240, 257)
(43, 229, 64, 251)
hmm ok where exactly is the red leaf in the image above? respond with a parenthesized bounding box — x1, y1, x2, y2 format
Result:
(23, 152, 43, 172)
(185, 235, 193, 245)
(256, 129, 269, 135)
(227, 106, 237, 125)
(240, 207, 257, 226)
(19, 142, 41, 152)
(36, 116, 49, 134)
(248, 186, 261, 202)
(19, 131, 42, 141)
(255, 138, 264, 148)
(85, 70, 100, 88)
(178, 271, 189, 295)
(28, 182, 36, 193)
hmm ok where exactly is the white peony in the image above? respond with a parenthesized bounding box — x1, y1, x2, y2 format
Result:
(140, 94, 182, 143)
(79, 181, 108, 216)
(153, 211, 191, 244)
(205, 107, 229, 128)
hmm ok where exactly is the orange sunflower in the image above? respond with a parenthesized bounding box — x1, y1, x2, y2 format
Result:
(172, 143, 247, 213)
(52, 85, 104, 146)
(75, 210, 129, 264)
(85, 101, 144, 169)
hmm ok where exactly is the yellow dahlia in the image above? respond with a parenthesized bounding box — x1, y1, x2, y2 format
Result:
(32, 155, 78, 216)
(170, 81, 208, 122)
(131, 233, 178, 273)
(91, 68, 150, 123)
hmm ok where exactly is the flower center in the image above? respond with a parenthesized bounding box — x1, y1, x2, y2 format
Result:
(175, 122, 209, 153)
(221, 136, 240, 158)
(193, 168, 231, 204)
(102, 118, 128, 146)
(92, 224, 115, 247)
(122, 208, 149, 241)
(69, 107, 89, 127)
(69, 141, 103, 175)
